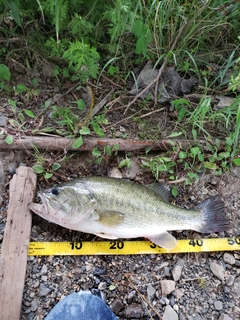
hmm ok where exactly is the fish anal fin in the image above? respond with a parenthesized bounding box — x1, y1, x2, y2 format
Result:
(146, 182, 171, 203)
(97, 210, 124, 227)
(148, 231, 177, 249)
(95, 232, 118, 240)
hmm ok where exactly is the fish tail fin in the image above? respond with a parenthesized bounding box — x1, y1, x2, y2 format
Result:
(194, 195, 230, 233)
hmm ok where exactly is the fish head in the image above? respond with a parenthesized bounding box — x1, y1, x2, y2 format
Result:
(28, 183, 97, 229)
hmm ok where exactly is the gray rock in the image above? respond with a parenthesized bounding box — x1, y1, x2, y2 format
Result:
(110, 299, 124, 314)
(233, 277, 240, 296)
(161, 280, 175, 296)
(188, 314, 202, 320)
(98, 282, 107, 290)
(226, 275, 235, 286)
(39, 283, 51, 296)
(31, 300, 38, 312)
(162, 266, 170, 277)
(210, 261, 225, 281)
(127, 290, 136, 301)
(0, 115, 8, 127)
(125, 303, 144, 318)
(147, 284, 156, 301)
(218, 314, 233, 320)
(223, 253, 235, 265)
(162, 305, 178, 320)
(214, 300, 223, 310)
(172, 265, 183, 281)
(125, 158, 139, 179)
(8, 161, 17, 174)
(41, 264, 48, 275)
(160, 296, 169, 305)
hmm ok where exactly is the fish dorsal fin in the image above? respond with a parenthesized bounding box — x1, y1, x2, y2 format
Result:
(148, 232, 177, 249)
(97, 210, 124, 227)
(146, 182, 171, 203)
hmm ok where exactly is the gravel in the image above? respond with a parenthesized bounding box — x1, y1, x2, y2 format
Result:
(0, 152, 240, 320)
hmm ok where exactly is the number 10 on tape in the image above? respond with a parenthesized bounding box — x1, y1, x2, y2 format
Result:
(28, 237, 240, 256)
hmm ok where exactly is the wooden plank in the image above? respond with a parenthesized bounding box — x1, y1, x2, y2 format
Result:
(0, 167, 37, 320)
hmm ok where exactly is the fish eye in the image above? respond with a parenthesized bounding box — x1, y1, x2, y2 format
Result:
(52, 187, 59, 196)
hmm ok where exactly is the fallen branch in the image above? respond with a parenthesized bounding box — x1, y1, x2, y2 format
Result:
(0, 136, 237, 152)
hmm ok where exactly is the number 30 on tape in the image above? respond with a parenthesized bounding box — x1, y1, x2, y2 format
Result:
(28, 237, 240, 256)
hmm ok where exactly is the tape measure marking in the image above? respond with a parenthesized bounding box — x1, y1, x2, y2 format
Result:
(28, 237, 240, 256)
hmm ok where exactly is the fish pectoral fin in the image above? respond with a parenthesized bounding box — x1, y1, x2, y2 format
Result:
(95, 233, 118, 240)
(97, 210, 124, 227)
(148, 232, 177, 250)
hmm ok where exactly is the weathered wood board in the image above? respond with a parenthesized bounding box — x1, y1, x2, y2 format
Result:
(0, 167, 37, 320)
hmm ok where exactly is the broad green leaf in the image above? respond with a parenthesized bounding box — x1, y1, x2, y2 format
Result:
(5, 134, 14, 145)
(233, 158, 240, 166)
(72, 136, 83, 149)
(178, 151, 187, 159)
(44, 172, 53, 179)
(191, 146, 199, 156)
(79, 127, 90, 135)
(192, 128, 197, 140)
(171, 186, 178, 197)
(119, 158, 131, 168)
(167, 132, 183, 138)
(32, 164, 45, 174)
(18, 112, 25, 123)
(24, 109, 36, 118)
(92, 147, 101, 157)
(52, 163, 61, 171)
(15, 84, 28, 93)
(0, 64, 11, 81)
(203, 162, 217, 170)
(3, 0, 22, 26)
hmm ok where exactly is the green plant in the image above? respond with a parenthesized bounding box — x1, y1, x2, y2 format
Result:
(0, 63, 11, 93)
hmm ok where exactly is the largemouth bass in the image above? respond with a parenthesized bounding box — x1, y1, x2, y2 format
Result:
(28, 176, 229, 249)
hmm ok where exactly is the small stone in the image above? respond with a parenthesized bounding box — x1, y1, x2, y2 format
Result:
(41, 264, 48, 275)
(85, 263, 93, 272)
(127, 290, 136, 301)
(125, 303, 144, 318)
(233, 277, 240, 296)
(109, 167, 122, 178)
(111, 299, 124, 314)
(161, 280, 175, 296)
(147, 284, 156, 301)
(93, 267, 107, 276)
(125, 158, 139, 179)
(190, 314, 202, 320)
(162, 266, 170, 277)
(218, 314, 233, 320)
(214, 300, 223, 310)
(226, 275, 235, 286)
(8, 162, 17, 174)
(174, 288, 184, 299)
(223, 253, 236, 265)
(162, 305, 178, 320)
(31, 300, 38, 312)
(39, 283, 51, 296)
(160, 296, 169, 305)
(172, 265, 183, 281)
(210, 261, 225, 281)
(41, 275, 48, 282)
(98, 282, 107, 290)
(0, 115, 8, 127)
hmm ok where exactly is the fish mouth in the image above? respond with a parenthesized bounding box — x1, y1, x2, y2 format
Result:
(28, 192, 58, 222)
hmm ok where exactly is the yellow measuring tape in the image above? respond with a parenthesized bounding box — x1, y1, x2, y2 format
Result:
(28, 237, 240, 256)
